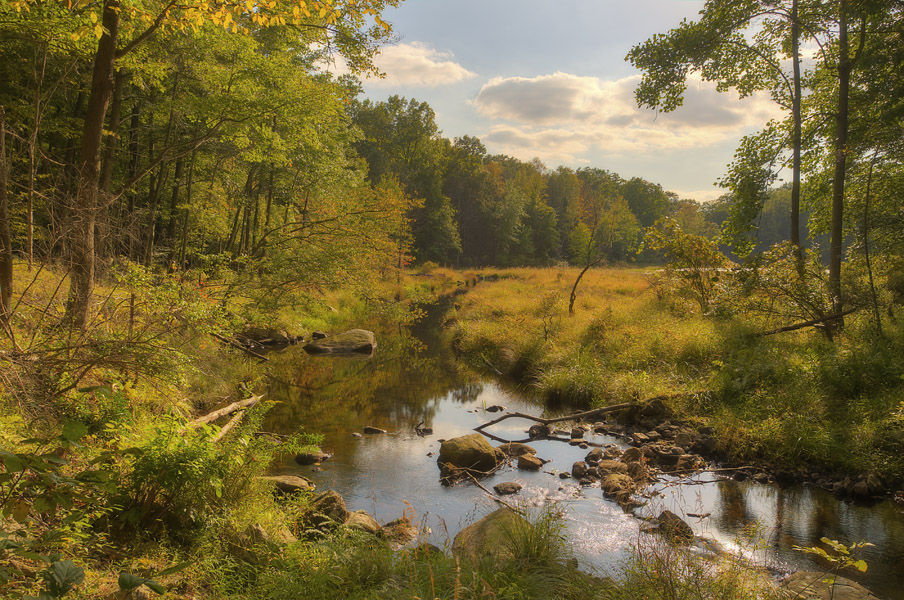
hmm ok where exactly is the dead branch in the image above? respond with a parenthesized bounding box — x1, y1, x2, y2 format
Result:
(473, 402, 635, 444)
(191, 394, 263, 426)
(210, 332, 269, 362)
(465, 472, 525, 515)
(212, 409, 246, 443)
(758, 308, 857, 336)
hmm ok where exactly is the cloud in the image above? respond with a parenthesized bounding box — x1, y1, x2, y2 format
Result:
(367, 42, 477, 87)
(471, 71, 782, 163)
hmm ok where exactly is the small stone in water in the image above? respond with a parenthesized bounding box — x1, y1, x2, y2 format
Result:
(351, 432, 363, 438)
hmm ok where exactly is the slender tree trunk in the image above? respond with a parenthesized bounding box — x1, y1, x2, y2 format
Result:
(97, 69, 124, 263)
(790, 0, 803, 263)
(27, 49, 49, 271)
(126, 101, 140, 259)
(0, 108, 13, 324)
(827, 2, 850, 335)
(862, 158, 882, 336)
(68, 0, 120, 330)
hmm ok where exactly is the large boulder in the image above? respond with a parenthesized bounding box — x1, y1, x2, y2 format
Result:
(305, 490, 348, 527)
(452, 508, 527, 562)
(345, 510, 381, 535)
(781, 571, 880, 600)
(303, 329, 377, 355)
(438, 434, 504, 474)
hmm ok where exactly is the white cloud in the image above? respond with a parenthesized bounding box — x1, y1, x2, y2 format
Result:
(471, 71, 782, 164)
(367, 42, 477, 87)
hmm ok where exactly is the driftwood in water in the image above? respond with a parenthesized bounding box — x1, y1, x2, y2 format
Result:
(473, 402, 635, 444)
(758, 308, 857, 337)
(191, 394, 263, 426)
(210, 332, 269, 361)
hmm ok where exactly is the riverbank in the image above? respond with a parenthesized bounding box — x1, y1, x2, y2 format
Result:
(1, 262, 899, 599)
(447, 267, 904, 496)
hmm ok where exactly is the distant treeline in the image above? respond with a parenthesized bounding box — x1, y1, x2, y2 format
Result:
(350, 95, 804, 267)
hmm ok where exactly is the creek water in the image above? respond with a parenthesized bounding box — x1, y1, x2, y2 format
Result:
(263, 301, 904, 599)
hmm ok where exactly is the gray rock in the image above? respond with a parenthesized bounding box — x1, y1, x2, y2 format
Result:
(674, 432, 693, 448)
(601, 474, 634, 501)
(306, 490, 348, 526)
(517, 454, 544, 470)
(345, 510, 381, 535)
(496, 442, 537, 457)
(258, 475, 315, 494)
(382, 517, 418, 549)
(621, 447, 643, 463)
(485, 405, 506, 413)
(781, 571, 880, 599)
(437, 433, 503, 473)
(657, 510, 694, 543)
(596, 460, 629, 476)
(363, 426, 386, 434)
(452, 508, 527, 562)
(585, 447, 604, 464)
(296, 451, 332, 465)
(572, 461, 590, 479)
(303, 329, 377, 355)
(493, 482, 523, 495)
(528, 424, 550, 439)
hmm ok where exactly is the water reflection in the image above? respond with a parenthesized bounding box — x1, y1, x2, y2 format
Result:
(260, 304, 904, 599)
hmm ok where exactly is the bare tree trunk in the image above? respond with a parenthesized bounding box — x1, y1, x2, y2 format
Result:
(97, 69, 124, 264)
(68, 0, 120, 330)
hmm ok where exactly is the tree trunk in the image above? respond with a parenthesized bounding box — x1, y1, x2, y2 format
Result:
(67, 0, 120, 330)
(97, 69, 124, 263)
(0, 108, 13, 324)
(827, 2, 850, 336)
(790, 0, 803, 262)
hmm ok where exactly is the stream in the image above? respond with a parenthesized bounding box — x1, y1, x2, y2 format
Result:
(263, 301, 904, 599)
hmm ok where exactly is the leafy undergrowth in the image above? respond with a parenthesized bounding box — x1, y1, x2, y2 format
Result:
(449, 267, 904, 484)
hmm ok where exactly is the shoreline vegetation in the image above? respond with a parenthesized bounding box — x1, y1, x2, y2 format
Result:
(1, 260, 898, 599)
(448, 267, 904, 494)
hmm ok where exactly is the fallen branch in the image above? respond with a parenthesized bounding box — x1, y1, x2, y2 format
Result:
(213, 410, 246, 443)
(466, 472, 525, 515)
(191, 394, 263, 426)
(758, 308, 857, 337)
(473, 402, 635, 444)
(210, 332, 269, 362)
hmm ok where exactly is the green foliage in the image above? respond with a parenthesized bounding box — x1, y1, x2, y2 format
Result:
(794, 537, 873, 575)
(644, 217, 730, 313)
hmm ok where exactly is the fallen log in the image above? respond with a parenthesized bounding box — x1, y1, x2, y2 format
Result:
(191, 394, 263, 426)
(210, 332, 269, 362)
(758, 308, 857, 337)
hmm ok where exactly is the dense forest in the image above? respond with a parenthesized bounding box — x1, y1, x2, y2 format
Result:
(2, 1, 904, 599)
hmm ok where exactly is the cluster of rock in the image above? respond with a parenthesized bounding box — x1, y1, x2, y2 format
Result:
(603, 397, 894, 501)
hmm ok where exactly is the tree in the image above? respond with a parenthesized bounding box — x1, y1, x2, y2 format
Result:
(567, 168, 640, 314)
(6, 0, 399, 329)
(627, 0, 814, 257)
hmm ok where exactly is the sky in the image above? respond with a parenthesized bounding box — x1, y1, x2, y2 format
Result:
(347, 0, 784, 202)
